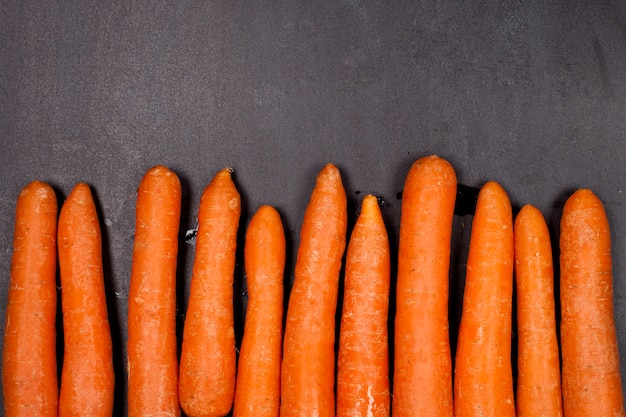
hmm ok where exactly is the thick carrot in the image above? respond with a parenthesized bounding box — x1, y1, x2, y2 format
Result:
(127, 165, 181, 417)
(2, 181, 58, 416)
(337, 194, 390, 417)
(393, 155, 456, 417)
(57, 183, 115, 416)
(514, 204, 563, 417)
(560, 189, 625, 416)
(453, 181, 515, 417)
(280, 163, 347, 417)
(233, 205, 285, 417)
(179, 168, 241, 417)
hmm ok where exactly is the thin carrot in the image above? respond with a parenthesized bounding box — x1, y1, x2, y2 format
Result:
(2, 181, 58, 416)
(337, 194, 390, 417)
(393, 155, 456, 417)
(233, 205, 285, 417)
(127, 165, 181, 417)
(453, 181, 515, 417)
(514, 204, 563, 417)
(280, 163, 347, 417)
(559, 189, 625, 416)
(57, 183, 115, 416)
(179, 168, 241, 417)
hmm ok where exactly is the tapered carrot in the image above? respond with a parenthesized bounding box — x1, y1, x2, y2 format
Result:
(2, 181, 58, 416)
(337, 194, 390, 417)
(514, 204, 563, 417)
(393, 155, 456, 417)
(454, 181, 515, 417)
(280, 163, 347, 417)
(179, 168, 241, 417)
(57, 183, 115, 416)
(127, 166, 181, 417)
(560, 189, 625, 416)
(233, 205, 285, 417)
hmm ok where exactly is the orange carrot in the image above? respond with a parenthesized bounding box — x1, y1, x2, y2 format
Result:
(179, 168, 241, 417)
(127, 166, 181, 417)
(454, 181, 515, 417)
(393, 155, 456, 417)
(337, 194, 390, 417)
(57, 183, 115, 416)
(514, 204, 563, 417)
(559, 189, 625, 416)
(280, 163, 347, 417)
(233, 205, 285, 417)
(2, 181, 58, 416)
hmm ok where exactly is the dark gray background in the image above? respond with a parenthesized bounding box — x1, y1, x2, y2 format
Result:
(1, 1, 625, 415)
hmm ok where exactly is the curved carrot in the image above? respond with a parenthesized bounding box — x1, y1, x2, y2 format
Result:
(2, 181, 58, 416)
(233, 205, 285, 417)
(57, 183, 115, 416)
(337, 194, 390, 417)
(127, 166, 181, 417)
(393, 155, 456, 417)
(280, 163, 347, 417)
(179, 168, 241, 417)
(560, 189, 625, 416)
(514, 204, 563, 417)
(454, 181, 515, 417)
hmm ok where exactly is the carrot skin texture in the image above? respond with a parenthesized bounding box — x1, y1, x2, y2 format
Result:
(280, 163, 347, 417)
(179, 168, 241, 417)
(233, 205, 285, 417)
(560, 189, 625, 416)
(127, 166, 182, 417)
(337, 194, 390, 417)
(393, 155, 456, 417)
(2, 181, 59, 416)
(514, 205, 563, 417)
(58, 183, 115, 416)
(454, 181, 515, 417)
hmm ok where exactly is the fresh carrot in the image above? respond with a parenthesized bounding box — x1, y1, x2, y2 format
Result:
(233, 205, 285, 417)
(337, 194, 390, 417)
(280, 163, 347, 417)
(514, 204, 563, 417)
(2, 181, 58, 416)
(559, 189, 625, 416)
(179, 168, 241, 417)
(393, 155, 456, 417)
(454, 181, 515, 417)
(57, 183, 115, 416)
(127, 166, 181, 417)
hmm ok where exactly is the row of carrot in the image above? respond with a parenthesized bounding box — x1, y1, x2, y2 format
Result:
(1, 155, 624, 417)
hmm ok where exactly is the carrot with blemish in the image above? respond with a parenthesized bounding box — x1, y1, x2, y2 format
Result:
(454, 181, 515, 417)
(560, 189, 625, 416)
(233, 205, 285, 417)
(280, 163, 347, 417)
(58, 183, 115, 416)
(2, 181, 58, 416)
(337, 194, 390, 417)
(393, 155, 456, 417)
(179, 168, 241, 417)
(127, 166, 182, 417)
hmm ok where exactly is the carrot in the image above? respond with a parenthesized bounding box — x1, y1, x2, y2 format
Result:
(2, 181, 58, 416)
(337, 194, 390, 417)
(453, 181, 515, 417)
(57, 183, 115, 416)
(233, 205, 285, 417)
(393, 155, 456, 417)
(559, 189, 625, 416)
(514, 204, 563, 417)
(179, 168, 241, 417)
(280, 163, 347, 417)
(127, 165, 182, 417)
